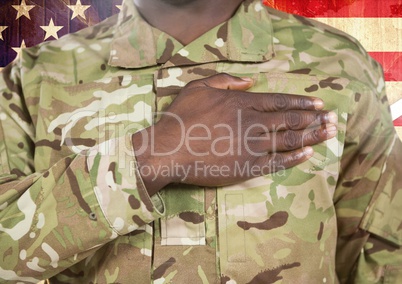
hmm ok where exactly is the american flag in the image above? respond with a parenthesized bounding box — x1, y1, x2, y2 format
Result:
(1, 0, 401, 139)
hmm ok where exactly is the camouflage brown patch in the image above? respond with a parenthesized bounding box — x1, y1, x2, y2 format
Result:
(246, 262, 301, 284)
(319, 77, 343, 91)
(153, 257, 176, 279)
(2, 92, 12, 100)
(317, 222, 324, 241)
(108, 162, 117, 183)
(178, 211, 204, 224)
(217, 22, 228, 42)
(243, 0, 253, 13)
(65, 138, 97, 148)
(128, 195, 141, 210)
(221, 275, 231, 283)
(237, 211, 288, 231)
(355, 93, 361, 102)
(288, 68, 311, 74)
(36, 139, 62, 151)
(156, 86, 181, 98)
(10, 168, 25, 177)
(342, 179, 361, 188)
(157, 38, 175, 64)
(67, 166, 92, 215)
(9, 103, 30, 123)
(118, 75, 124, 86)
(366, 235, 399, 255)
(204, 45, 226, 61)
(132, 215, 145, 227)
(170, 54, 198, 66)
(304, 84, 319, 93)
(188, 67, 218, 77)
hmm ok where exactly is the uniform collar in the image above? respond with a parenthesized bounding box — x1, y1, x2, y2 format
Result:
(108, 0, 275, 69)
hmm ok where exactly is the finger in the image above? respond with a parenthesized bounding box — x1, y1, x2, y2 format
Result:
(250, 110, 338, 132)
(249, 123, 337, 154)
(254, 147, 314, 175)
(247, 92, 324, 111)
(187, 73, 254, 91)
(269, 124, 337, 152)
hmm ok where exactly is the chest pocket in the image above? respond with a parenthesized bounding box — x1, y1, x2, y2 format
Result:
(36, 74, 155, 170)
(158, 185, 206, 246)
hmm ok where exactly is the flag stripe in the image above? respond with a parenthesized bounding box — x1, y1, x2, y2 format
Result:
(394, 116, 402, 126)
(314, 18, 402, 52)
(368, 52, 402, 82)
(265, 0, 402, 18)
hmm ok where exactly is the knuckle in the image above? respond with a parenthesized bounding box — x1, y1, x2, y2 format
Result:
(283, 130, 300, 149)
(272, 93, 288, 110)
(299, 96, 312, 109)
(285, 111, 303, 129)
(309, 129, 322, 141)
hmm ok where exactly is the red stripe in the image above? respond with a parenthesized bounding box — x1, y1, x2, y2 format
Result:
(263, 0, 402, 18)
(394, 116, 402, 126)
(368, 52, 402, 82)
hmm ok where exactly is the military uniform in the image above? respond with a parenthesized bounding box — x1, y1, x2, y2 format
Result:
(0, 0, 401, 283)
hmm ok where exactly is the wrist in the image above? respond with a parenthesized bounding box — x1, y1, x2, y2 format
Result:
(132, 126, 173, 196)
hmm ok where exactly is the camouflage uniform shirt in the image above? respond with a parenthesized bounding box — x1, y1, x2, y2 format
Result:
(1, 0, 402, 283)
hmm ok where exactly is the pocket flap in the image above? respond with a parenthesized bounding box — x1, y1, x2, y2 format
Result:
(160, 184, 206, 246)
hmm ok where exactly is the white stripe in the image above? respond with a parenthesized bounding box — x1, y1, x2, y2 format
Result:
(315, 18, 402, 52)
(386, 82, 402, 121)
(386, 81, 402, 105)
(391, 99, 402, 120)
(396, 128, 402, 141)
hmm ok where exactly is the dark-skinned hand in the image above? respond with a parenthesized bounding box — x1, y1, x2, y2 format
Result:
(132, 73, 337, 196)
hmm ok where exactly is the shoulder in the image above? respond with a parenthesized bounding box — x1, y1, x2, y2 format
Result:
(264, 6, 384, 93)
(20, 14, 119, 85)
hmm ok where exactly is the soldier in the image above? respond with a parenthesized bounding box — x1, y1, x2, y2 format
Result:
(0, 0, 401, 283)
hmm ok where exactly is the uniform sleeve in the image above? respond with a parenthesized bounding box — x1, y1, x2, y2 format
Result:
(333, 63, 402, 282)
(0, 60, 164, 282)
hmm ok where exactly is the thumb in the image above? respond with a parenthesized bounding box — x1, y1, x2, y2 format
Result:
(191, 73, 254, 91)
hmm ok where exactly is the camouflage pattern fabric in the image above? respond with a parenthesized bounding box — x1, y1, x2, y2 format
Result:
(0, 0, 402, 283)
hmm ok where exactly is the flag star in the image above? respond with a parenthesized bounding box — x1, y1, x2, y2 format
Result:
(11, 40, 26, 59)
(40, 18, 63, 40)
(116, 5, 123, 11)
(67, 0, 91, 20)
(0, 26, 8, 41)
(12, 0, 35, 20)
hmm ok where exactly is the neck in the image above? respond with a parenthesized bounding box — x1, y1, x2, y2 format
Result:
(133, 0, 244, 45)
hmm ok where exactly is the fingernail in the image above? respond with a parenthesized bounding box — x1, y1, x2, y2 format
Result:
(326, 111, 338, 124)
(313, 98, 324, 110)
(326, 124, 337, 135)
(303, 146, 314, 156)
